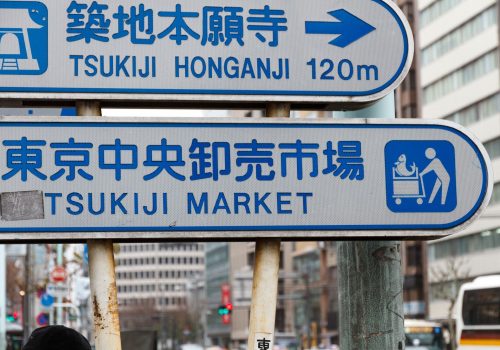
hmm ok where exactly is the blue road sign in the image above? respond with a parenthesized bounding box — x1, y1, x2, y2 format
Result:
(36, 312, 49, 326)
(0, 118, 490, 241)
(40, 293, 54, 308)
(0, 0, 413, 106)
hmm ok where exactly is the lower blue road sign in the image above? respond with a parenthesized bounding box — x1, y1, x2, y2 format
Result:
(0, 117, 491, 240)
(36, 312, 49, 326)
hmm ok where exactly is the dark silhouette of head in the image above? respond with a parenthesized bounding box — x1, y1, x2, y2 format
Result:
(23, 325, 91, 350)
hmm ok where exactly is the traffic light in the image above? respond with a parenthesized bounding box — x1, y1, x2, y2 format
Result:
(6, 311, 19, 323)
(217, 303, 233, 316)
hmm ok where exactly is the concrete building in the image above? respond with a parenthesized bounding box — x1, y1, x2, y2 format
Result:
(417, 0, 500, 320)
(205, 242, 246, 348)
(396, 0, 429, 320)
(115, 242, 205, 342)
(291, 242, 339, 348)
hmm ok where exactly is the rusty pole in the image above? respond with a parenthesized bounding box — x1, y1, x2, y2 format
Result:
(76, 102, 122, 350)
(246, 103, 289, 350)
(247, 240, 281, 350)
(335, 93, 405, 350)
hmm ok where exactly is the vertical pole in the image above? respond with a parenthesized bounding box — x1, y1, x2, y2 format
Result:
(0, 245, 6, 350)
(247, 103, 289, 350)
(335, 93, 405, 350)
(303, 273, 311, 349)
(23, 244, 32, 344)
(247, 240, 281, 350)
(319, 244, 329, 347)
(56, 244, 63, 324)
(76, 101, 122, 350)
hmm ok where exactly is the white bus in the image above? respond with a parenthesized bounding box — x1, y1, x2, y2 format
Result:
(456, 275, 500, 349)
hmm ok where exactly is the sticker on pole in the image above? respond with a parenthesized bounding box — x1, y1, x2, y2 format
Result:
(0, 0, 413, 105)
(0, 118, 491, 241)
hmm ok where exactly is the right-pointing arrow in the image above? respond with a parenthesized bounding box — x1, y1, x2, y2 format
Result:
(305, 9, 376, 48)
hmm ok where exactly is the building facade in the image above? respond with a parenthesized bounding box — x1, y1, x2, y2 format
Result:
(417, 0, 500, 320)
(205, 242, 246, 348)
(291, 241, 339, 348)
(115, 242, 205, 345)
(396, 0, 429, 320)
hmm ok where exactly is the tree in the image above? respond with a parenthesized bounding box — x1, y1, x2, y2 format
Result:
(6, 258, 25, 309)
(431, 255, 470, 350)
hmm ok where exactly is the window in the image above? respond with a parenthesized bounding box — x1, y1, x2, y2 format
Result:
(484, 138, 500, 160)
(420, 0, 466, 28)
(402, 105, 417, 119)
(429, 216, 500, 261)
(424, 51, 498, 104)
(422, 6, 497, 66)
(445, 93, 500, 126)
(491, 183, 500, 206)
(406, 245, 422, 267)
(462, 288, 500, 325)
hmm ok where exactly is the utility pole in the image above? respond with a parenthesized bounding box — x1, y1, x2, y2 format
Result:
(335, 93, 405, 350)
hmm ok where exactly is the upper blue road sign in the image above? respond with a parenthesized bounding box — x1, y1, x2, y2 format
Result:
(0, 117, 490, 242)
(0, 0, 413, 105)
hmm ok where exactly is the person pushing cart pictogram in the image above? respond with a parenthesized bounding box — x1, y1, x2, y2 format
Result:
(391, 147, 450, 206)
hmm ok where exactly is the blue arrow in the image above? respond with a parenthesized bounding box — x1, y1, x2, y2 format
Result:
(305, 9, 376, 48)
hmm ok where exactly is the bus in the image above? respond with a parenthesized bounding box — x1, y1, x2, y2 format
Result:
(405, 319, 446, 350)
(456, 275, 500, 349)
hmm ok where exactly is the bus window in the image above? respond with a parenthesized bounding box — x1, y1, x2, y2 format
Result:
(462, 287, 500, 325)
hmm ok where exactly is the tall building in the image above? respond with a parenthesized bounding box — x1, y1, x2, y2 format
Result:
(396, 0, 429, 320)
(417, 0, 500, 320)
(205, 242, 246, 348)
(396, 0, 423, 120)
(115, 242, 205, 344)
(291, 241, 339, 347)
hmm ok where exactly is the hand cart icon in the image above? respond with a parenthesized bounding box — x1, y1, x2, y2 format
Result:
(392, 165, 426, 205)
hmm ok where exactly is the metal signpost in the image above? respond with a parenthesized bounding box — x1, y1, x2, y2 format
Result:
(0, 1, 490, 350)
